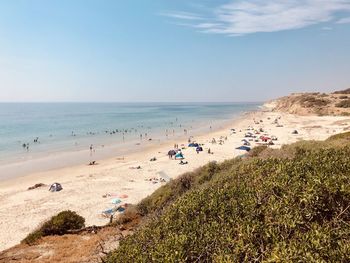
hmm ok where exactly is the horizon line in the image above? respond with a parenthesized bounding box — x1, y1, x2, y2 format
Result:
(0, 100, 265, 104)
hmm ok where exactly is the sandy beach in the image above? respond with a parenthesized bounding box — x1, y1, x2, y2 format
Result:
(1, 108, 350, 251)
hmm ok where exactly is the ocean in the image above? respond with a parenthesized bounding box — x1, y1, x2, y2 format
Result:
(0, 102, 260, 179)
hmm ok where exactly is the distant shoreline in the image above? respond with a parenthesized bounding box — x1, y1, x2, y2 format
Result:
(0, 103, 260, 180)
(0, 110, 253, 181)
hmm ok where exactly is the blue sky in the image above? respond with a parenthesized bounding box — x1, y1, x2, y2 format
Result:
(0, 0, 350, 102)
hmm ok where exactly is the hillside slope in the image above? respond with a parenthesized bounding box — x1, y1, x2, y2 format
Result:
(267, 89, 350, 116)
(0, 226, 122, 263)
(106, 134, 350, 262)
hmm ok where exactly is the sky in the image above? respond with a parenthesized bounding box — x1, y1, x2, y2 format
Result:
(0, 0, 350, 102)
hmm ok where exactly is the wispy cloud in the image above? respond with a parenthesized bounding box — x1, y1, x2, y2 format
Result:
(164, 0, 350, 36)
(160, 11, 203, 21)
(337, 16, 350, 24)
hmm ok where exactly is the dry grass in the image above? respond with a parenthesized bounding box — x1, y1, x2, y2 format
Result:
(0, 227, 121, 263)
(272, 91, 350, 116)
(113, 205, 141, 225)
(336, 99, 350, 108)
(333, 88, 350, 94)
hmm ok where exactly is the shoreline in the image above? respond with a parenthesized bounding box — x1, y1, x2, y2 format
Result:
(0, 109, 249, 181)
(1, 108, 350, 251)
(0, 110, 251, 186)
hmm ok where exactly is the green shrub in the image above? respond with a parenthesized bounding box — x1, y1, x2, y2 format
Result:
(22, 230, 44, 245)
(22, 210, 85, 245)
(106, 144, 350, 262)
(114, 205, 140, 225)
(248, 145, 267, 157)
(137, 172, 195, 216)
(327, 131, 350, 141)
(41, 210, 85, 236)
(137, 162, 225, 217)
(196, 161, 219, 184)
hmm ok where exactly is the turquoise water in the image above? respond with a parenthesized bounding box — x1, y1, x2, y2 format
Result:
(0, 102, 260, 169)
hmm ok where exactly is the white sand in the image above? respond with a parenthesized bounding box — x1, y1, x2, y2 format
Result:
(1, 109, 350, 251)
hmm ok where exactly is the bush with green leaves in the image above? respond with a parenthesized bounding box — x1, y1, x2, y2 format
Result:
(106, 137, 350, 262)
(23, 210, 85, 245)
(137, 161, 221, 217)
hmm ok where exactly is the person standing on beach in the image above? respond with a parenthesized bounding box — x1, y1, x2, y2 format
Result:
(90, 144, 93, 156)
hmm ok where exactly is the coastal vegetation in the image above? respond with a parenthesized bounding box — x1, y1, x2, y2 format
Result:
(333, 88, 350, 94)
(106, 132, 350, 262)
(271, 90, 350, 115)
(22, 210, 85, 245)
(336, 99, 350, 108)
(299, 95, 330, 107)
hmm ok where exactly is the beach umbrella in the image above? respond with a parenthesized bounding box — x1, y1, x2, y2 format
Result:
(236, 146, 251, 152)
(175, 152, 184, 159)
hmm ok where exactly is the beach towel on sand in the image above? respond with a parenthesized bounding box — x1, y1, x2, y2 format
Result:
(111, 198, 122, 204)
(103, 209, 114, 215)
(236, 146, 251, 152)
